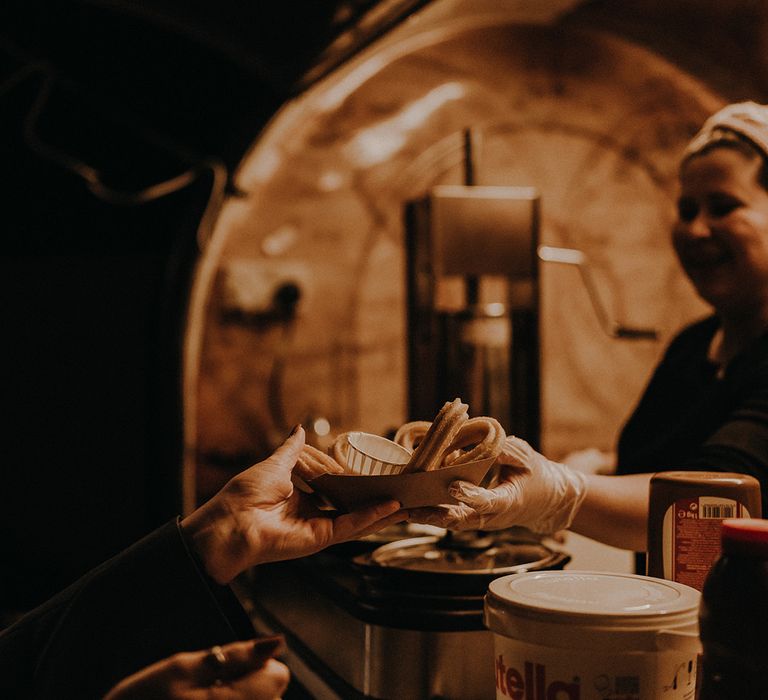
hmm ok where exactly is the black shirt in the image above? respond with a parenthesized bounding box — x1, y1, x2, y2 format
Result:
(617, 315, 768, 515)
(0, 519, 253, 699)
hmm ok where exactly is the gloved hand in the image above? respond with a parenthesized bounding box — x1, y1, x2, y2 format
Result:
(409, 436, 587, 535)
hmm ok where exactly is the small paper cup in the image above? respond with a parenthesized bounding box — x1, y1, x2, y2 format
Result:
(346, 432, 412, 475)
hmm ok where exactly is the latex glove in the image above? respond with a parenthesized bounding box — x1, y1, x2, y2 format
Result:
(409, 436, 587, 535)
(104, 637, 289, 700)
(183, 426, 406, 583)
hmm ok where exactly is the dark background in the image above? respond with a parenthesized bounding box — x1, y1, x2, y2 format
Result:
(0, 0, 425, 615)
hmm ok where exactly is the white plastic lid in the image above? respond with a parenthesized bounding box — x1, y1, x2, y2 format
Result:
(485, 571, 701, 652)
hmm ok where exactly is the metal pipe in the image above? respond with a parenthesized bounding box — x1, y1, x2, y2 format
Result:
(538, 245, 658, 341)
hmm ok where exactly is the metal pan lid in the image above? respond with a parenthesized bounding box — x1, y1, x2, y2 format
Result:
(370, 534, 561, 575)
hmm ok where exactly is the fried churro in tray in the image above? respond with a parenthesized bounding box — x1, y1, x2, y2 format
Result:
(302, 398, 505, 509)
(395, 399, 506, 472)
(402, 399, 469, 473)
(295, 444, 345, 480)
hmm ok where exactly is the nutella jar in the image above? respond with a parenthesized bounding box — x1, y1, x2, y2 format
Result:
(484, 571, 701, 700)
(647, 472, 761, 591)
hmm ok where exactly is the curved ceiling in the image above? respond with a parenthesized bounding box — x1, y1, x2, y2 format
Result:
(0, 0, 430, 172)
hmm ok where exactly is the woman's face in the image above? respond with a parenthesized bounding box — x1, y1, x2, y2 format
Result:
(674, 147, 768, 317)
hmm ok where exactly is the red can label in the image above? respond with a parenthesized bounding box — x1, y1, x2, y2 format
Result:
(662, 497, 750, 591)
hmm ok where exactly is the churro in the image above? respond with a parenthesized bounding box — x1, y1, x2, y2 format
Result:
(317, 400, 504, 479)
(402, 398, 469, 473)
(329, 432, 353, 469)
(393, 421, 431, 451)
(443, 416, 506, 465)
(295, 444, 345, 480)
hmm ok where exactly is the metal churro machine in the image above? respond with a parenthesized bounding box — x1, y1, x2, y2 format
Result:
(404, 133, 541, 445)
(402, 131, 658, 441)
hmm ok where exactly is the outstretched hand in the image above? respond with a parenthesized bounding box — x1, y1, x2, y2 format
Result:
(183, 426, 406, 583)
(103, 637, 289, 700)
(408, 436, 586, 535)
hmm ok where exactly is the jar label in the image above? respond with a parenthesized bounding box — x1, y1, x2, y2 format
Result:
(492, 636, 697, 700)
(662, 497, 751, 591)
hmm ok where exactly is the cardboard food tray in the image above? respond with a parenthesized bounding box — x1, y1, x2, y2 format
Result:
(309, 456, 497, 511)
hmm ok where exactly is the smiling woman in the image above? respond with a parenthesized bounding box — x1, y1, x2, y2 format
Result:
(614, 103, 768, 512)
(674, 139, 768, 329)
(411, 103, 768, 555)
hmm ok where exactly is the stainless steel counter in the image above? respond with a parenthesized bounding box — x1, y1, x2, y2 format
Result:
(241, 554, 496, 699)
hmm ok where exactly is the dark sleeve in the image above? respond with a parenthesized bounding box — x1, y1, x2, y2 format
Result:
(616, 317, 721, 474)
(0, 519, 254, 700)
(684, 361, 768, 511)
(618, 317, 768, 515)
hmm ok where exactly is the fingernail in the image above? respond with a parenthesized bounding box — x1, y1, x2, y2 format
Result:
(289, 424, 302, 438)
(252, 634, 284, 661)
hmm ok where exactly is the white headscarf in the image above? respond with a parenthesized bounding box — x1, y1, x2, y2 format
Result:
(684, 101, 768, 159)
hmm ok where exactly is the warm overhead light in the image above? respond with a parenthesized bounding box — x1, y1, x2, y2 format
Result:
(312, 417, 331, 437)
(343, 82, 466, 166)
(261, 223, 300, 257)
(317, 169, 348, 192)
